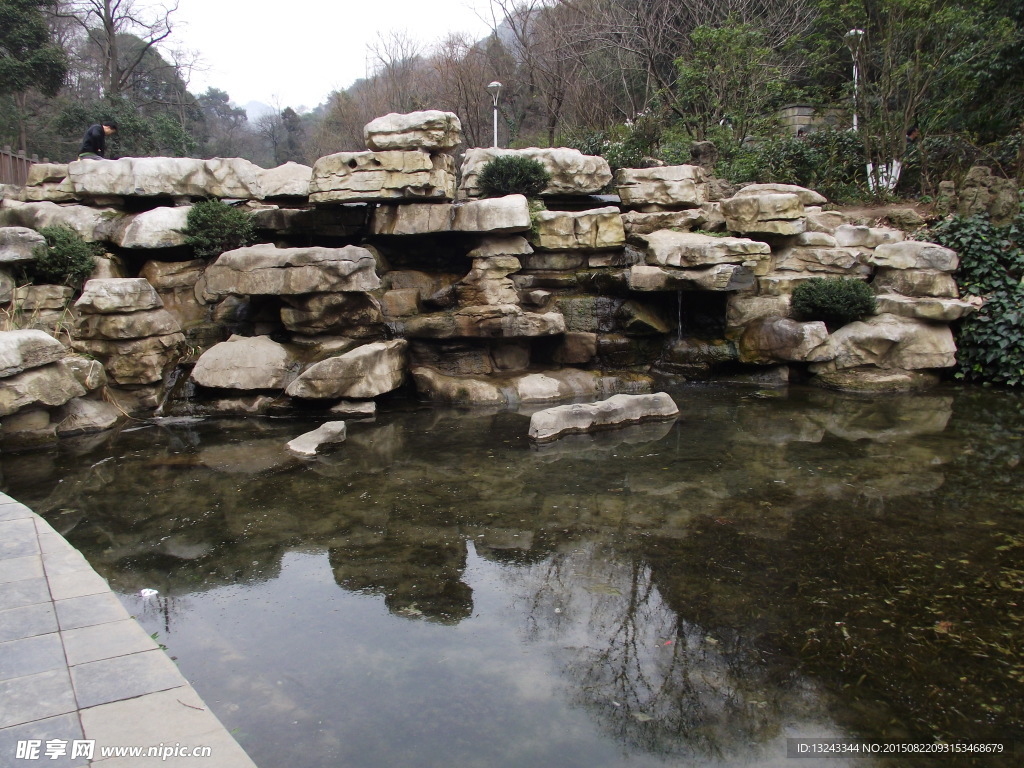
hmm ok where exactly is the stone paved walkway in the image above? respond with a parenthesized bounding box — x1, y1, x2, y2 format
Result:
(0, 492, 257, 767)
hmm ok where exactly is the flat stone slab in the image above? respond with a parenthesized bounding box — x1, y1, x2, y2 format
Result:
(204, 244, 381, 296)
(0, 330, 67, 379)
(68, 157, 265, 200)
(286, 421, 348, 457)
(459, 147, 612, 198)
(0, 491, 258, 767)
(529, 392, 679, 442)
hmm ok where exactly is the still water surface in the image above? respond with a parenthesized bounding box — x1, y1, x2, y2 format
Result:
(3, 384, 1022, 767)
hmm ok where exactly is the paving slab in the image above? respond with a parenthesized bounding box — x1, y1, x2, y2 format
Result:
(0, 713, 87, 768)
(0, 576, 50, 611)
(0, 601, 58, 643)
(0, 493, 259, 768)
(0, 632, 66, 681)
(62, 618, 160, 666)
(0, 667, 77, 728)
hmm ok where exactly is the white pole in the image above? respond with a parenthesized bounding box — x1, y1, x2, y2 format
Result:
(487, 81, 502, 148)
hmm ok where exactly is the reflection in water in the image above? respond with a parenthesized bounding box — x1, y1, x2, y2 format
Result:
(3, 385, 1022, 767)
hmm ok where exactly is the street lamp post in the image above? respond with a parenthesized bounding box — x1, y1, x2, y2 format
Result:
(844, 29, 864, 132)
(487, 81, 502, 148)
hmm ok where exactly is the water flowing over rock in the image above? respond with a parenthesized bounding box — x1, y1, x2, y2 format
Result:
(528, 392, 679, 442)
(286, 340, 408, 399)
(364, 111, 463, 152)
(459, 148, 612, 197)
(286, 421, 348, 458)
(204, 245, 381, 296)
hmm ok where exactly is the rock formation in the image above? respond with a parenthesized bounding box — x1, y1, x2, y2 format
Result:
(0, 110, 975, 448)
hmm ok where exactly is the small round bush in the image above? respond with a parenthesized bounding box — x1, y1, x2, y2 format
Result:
(181, 199, 255, 258)
(477, 155, 551, 198)
(791, 278, 877, 329)
(27, 225, 101, 289)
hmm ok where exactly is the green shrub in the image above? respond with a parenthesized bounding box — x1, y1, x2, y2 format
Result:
(791, 278, 877, 329)
(930, 211, 1024, 386)
(477, 155, 552, 198)
(180, 200, 255, 258)
(25, 226, 101, 289)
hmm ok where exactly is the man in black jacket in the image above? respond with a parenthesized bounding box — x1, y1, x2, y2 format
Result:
(78, 121, 118, 160)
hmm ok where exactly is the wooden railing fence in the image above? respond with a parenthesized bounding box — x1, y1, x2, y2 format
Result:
(0, 146, 50, 186)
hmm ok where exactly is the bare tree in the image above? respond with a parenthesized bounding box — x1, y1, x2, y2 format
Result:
(56, 0, 179, 99)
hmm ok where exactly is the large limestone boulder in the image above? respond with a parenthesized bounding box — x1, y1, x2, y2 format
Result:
(20, 163, 75, 202)
(530, 207, 625, 250)
(453, 195, 531, 233)
(280, 292, 384, 336)
(0, 227, 45, 264)
(874, 294, 977, 322)
(726, 294, 792, 330)
(867, 241, 959, 272)
(112, 207, 190, 249)
(12, 285, 73, 311)
(0, 270, 13, 304)
(400, 305, 565, 339)
(364, 111, 463, 152)
(637, 230, 770, 268)
(191, 335, 303, 390)
(74, 308, 182, 340)
(738, 318, 831, 364)
(71, 333, 184, 385)
(721, 192, 806, 235)
(528, 393, 679, 442)
(733, 183, 826, 206)
(55, 397, 122, 437)
(309, 150, 456, 203)
(809, 314, 957, 372)
(773, 244, 868, 275)
(621, 209, 706, 236)
(258, 162, 312, 198)
(958, 166, 1020, 226)
(873, 268, 959, 298)
(0, 330, 67, 378)
(459, 148, 612, 198)
(0, 360, 87, 417)
(286, 340, 408, 399)
(456, 256, 522, 306)
(627, 264, 753, 292)
(615, 165, 707, 208)
(68, 157, 265, 200)
(286, 421, 348, 458)
(370, 195, 532, 235)
(0, 201, 123, 242)
(834, 224, 904, 248)
(139, 260, 208, 327)
(75, 278, 163, 314)
(204, 244, 381, 296)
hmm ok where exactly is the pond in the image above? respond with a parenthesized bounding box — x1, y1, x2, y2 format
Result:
(2, 384, 1022, 767)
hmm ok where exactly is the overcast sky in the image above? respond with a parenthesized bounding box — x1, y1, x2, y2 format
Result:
(169, 0, 496, 112)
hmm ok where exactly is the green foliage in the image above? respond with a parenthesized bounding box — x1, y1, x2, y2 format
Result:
(717, 129, 867, 203)
(180, 200, 255, 258)
(0, 0, 68, 98)
(57, 98, 197, 160)
(791, 277, 877, 329)
(930, 211, 1024, 386)
(24, 226, 100, 289)
(673, 18, 789, 144)
(477, 155, 552, 198)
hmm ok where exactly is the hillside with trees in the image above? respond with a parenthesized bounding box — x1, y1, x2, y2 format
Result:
(1, 0, 1022, 200)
